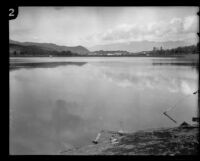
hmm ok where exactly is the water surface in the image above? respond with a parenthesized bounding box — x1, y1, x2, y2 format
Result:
(9, 57, 199, 154)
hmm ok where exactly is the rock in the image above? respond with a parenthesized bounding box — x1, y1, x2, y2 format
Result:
(110, 138, 119, 144)
(179, 121, 191, 128)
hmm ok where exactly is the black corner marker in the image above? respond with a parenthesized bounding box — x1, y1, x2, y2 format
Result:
(8, 6, 18, 20)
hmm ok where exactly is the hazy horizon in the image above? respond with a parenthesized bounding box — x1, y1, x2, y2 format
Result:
(9, 38, 198, 53)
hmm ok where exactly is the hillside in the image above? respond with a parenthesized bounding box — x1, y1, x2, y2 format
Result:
(9, 40, 90, 56)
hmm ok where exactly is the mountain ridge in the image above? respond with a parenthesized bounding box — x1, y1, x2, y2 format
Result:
(9, 40, 90, 54)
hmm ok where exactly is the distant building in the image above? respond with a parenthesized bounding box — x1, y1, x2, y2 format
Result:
(107, 53, 113, 56)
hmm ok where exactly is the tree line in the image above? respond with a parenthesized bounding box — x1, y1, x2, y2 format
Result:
(149, 44, 199, 56)
(9, 44, 80, 57)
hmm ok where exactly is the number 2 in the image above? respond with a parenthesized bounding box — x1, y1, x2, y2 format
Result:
(9, 8, 15, 17)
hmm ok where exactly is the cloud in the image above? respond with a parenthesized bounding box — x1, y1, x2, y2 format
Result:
(183, 16, 199, 33)
(88, 15, 198, 44)
(181, 81, 195, 95)
(10, 7, 198, 47)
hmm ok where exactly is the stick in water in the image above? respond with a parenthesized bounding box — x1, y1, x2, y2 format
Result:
(163, 112, 177, 123)
(92, 132, 101, 144)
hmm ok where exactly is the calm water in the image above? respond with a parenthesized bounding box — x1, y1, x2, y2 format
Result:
(9, 57, 198, 154)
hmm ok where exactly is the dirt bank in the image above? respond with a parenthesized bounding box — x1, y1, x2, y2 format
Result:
(60, 124, 199, 155)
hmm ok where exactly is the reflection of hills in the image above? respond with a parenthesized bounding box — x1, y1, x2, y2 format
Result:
(152, 60, 199, 74)
(10, 62, 87, 71)
(152, 62, 199, 67)
(152, 56, 199, 67)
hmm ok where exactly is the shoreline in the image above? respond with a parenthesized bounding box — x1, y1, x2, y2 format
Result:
(9, 54, 199, 58)
(60, 124, 199, 155)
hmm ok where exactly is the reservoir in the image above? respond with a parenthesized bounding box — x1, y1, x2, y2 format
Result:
(9, 57, 199, 154)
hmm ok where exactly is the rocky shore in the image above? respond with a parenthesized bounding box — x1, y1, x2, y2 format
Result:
(60, 123, 199, 155)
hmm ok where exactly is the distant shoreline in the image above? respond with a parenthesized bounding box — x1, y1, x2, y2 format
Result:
(9, 53, 199, 58)
(9, 54, 199, 71)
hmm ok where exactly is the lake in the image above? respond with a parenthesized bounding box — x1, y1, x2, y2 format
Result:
(9, 57, 199, 154)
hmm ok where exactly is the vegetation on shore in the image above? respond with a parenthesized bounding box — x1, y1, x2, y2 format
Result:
(9, 43, 81, 57)
(145, 44, 198, 56)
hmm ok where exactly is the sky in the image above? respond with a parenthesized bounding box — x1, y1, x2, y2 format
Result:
(9, 7, 199, 48)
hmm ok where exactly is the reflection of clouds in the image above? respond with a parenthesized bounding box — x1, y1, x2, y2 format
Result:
(168, 87, 179, 93)
(10, 60, 198, 154)
(144, 80, 154, 89)
(98, 65, 197, 95)
(181, 81, 195, 95)
(116, 79, 133, 88)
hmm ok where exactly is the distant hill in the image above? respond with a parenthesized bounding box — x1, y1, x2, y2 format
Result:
(9, 40, 90, 55)
(89, 40, 197, 52)
(9, 40, 198, 57)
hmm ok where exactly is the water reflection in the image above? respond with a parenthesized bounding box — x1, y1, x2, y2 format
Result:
(9, 57, 198, 154)
(10, 97, 95, 154)
(152, 62, 198, 66)
(10, 61, 87, 71)
(152, 57, 199, 67)
(93, 62, 198, 96)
